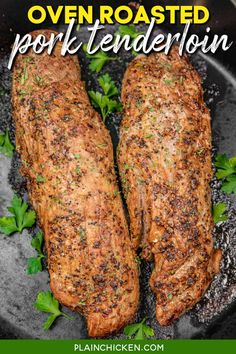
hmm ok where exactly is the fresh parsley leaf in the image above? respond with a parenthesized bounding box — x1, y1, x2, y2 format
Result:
(27, 231, 44, 275)
(124, 163, 133, 171)
(89, 91, 122, 121)
(124, 318, 154, 340)
(35, 291, 74, 330)
(83, 44, 117, 73)
(0, 130, 14, 157)
(116, 24, 145, 39)
(0, 195, 36, 236)
(125, 323, 142, 338)
(215, 154, 236, 179)
(31, 231, 43, 254)
(35, 291, 60, 313)
(98, 73, 118, 97)
(0, 217, 18, 235)
(116, 25, 145, 57)
(43, 314, 59, 330)
(27, 257, 43, 274)
(212, 202, 228, 224)
(215, 154, 236, 194)
(221, 175, 236, 194)
(21, 209, 36, 230)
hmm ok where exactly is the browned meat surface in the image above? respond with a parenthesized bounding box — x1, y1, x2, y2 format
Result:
(118, 48, 221, 326)
(12, 30, 139, 337)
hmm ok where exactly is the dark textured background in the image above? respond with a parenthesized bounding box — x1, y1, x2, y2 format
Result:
(0, 0, 236, 340)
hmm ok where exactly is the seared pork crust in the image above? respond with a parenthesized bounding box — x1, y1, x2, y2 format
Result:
(12, 30, 139, 337)
(118, 48, 221, 325)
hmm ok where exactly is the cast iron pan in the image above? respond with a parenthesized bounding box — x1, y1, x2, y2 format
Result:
(0, 0, 236, 339)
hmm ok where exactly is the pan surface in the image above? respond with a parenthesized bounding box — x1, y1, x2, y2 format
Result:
(0, 23, 236, 339)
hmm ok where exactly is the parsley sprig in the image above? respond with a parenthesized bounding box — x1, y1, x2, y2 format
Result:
(116, 25, 145, 56)
(124, 318, 154, 340)
(27, 231, 45, 274)
(215, 154, 236, 193)
(89, 73, 122, 121)
(0, 130, 14, 157)
(89, 92, 121, 121)
(0, 195, 36, 236)
(98, 73, 119, 97)
(116, 24, 145, 40)
(35, 291, 74, 330)
(212, 202, 228, 224)
(83, 44, 117, 73)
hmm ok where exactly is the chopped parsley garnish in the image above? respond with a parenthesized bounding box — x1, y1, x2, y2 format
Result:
(20, 63, 28, 85)
(79, 226, 86, 241)
(83, 44, 117, 73)
(135, 99, 143, 108)
(124, 317, 154, 340)
(76, 166, 82, 176)
(215, 154, 236, 194)
(124, 164, 131, 171)
(34, 75, 43, 86)
(212, 202, 228, 224)
(0, 130, 14, 157)
(27, 231, 45, 275)
(77, 301, 86, 306)
(145, 134, 154, 139)
(179, 76, 185, 84)
(163, 78, 174, 85)
(35, 291, 74, 330)
(160, 62, 172, 71)
(0, 195, 36, 236)
(113, 189, 120, 197)
(96, 143, 108, 148)
(36, 175, 46, 183)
